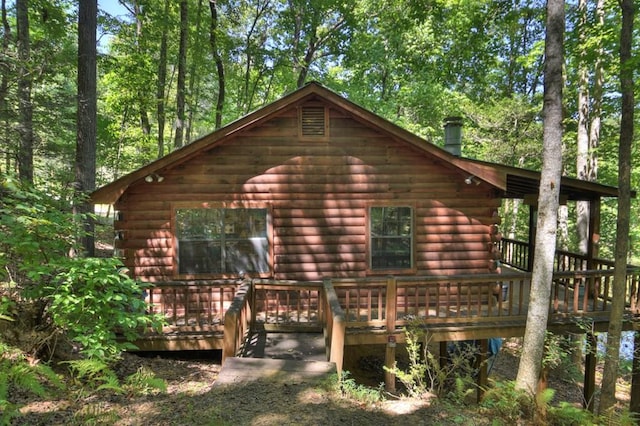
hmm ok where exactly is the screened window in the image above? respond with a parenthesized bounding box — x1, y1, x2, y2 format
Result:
(370, 206, 412, 270)
(176, 208, 269, 275)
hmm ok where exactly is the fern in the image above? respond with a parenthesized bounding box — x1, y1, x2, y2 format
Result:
(64, 358, 124, 395)
(124, 366, 167, 396)
(0, 345, 65, 426)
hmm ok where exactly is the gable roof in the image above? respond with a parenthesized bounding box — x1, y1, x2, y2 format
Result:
(91, 82, 621, 204)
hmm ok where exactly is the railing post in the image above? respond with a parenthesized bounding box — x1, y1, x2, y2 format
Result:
(385, 276, 397, 391)
(222, 279, 252, 364)
(323, 278, 345, 377)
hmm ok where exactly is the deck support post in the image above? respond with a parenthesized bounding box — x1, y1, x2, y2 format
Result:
(630, 331, 640, 414)
(476, 339, 488, 402)
(384, 276, 397, 392)
(584, 332, 597, 412)
(439, 341, 449, 369)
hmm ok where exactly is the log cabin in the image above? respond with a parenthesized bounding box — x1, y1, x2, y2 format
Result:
(91, 82, 640, 409)
(92, 82, 620, 282)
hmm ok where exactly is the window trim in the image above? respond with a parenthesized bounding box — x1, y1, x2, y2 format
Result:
(366, 204, 416, 275)
(171, 202, 273, 279)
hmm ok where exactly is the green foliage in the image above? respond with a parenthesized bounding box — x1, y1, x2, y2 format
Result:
(0, 296, 14, 322)
(479, 380, 533, 424)
(45, 257, 162, 360)
(64, 358, 167, 398)
(0, 176, 164, 361)
(0, 343, 65, 426)
(335, 371, 384, 405)
(384, 319, 478, 401)
(124, 366, 168, 396)
(548, 401, 595, 426)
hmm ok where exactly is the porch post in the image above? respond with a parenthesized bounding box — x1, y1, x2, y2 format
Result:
(584, 332, 597, 412)
(587, 199, 601, 298)
(384, 276, 397, 391)
(476, 339, 488, 402)
(586, 198, 601, 268)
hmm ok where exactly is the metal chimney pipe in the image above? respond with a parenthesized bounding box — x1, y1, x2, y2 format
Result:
(443, 116, 463, 156)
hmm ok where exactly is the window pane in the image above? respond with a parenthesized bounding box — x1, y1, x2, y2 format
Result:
(370, 206, 412, 270)
(179, 241, 222, 274)
(225, 238, 269, 273)
(176, 208, 268, 275)
(176, 209, 222, 239)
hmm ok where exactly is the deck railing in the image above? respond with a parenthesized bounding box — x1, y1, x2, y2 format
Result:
(323, 278, 346, 374)
(146, 280, 239, 331)
(251, 280, 323, 331)
(222, 280, 253, 361)
(326, 267, 640, 334)
(501, 237, 622, 273)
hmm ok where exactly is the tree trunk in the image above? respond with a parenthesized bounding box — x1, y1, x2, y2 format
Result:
(0, 0, 10, 173)
(186, 0, 204, 142)
(156, 0, 170, 158)
(75, 0, 97, 257)
(133, 2, 151, 138)
(575, 0, 589, 254)
(576, 0, 603, 255)
(515, 0, 564, 396)
(174, 0, 188, 149)
(209, 0, 225, 129)
(16, 0, 33, 183)
(599, 0, 635, 414)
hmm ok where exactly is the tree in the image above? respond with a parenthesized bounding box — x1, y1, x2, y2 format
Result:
(0, 0, 11, 173)
(599, 0, 635, 413)
(16, 0, 33, 183)
(209, 0, 225, 129)
(156, 0, 170, 157)
(75, 0, 98, 256)
(575, 0, 604, 255)
(515, 0, 565, 401)
(174, 0, 188, 149)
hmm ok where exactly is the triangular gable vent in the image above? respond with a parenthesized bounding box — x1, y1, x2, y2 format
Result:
(300, 106, 327, 138)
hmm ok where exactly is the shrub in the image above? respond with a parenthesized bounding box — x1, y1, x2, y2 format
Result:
(384, 318, 478, 401)
(0, 174, 164, 362)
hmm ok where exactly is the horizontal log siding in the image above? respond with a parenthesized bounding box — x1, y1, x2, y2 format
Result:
(116, 104, 498, 282)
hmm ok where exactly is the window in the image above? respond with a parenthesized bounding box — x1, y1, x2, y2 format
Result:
(370, 206, 412, 270)
(176, 208, 269, 275)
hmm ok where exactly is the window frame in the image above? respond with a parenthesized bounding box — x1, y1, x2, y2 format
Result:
(171, 202, 273, 279)
(366, 204, 415, 275)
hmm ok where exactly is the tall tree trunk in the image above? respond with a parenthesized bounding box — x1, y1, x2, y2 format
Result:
(599, 0, 635, 413)
(588, 0, 604, 178)
(174, 0, 188, 149)
(133, 2, 151, 138)
(75, 0, 97, 257)
(515, 0, 565, 401)
(156, 0, 170, 158)
(16, 0, 33, 183)
(0, 0, 10, 173)
(575, 0, 590, 254)
(186, 0, 204, 142)
(209, 0, 225, 129)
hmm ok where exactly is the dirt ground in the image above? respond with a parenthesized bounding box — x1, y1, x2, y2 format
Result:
(13, 337, 630, 426)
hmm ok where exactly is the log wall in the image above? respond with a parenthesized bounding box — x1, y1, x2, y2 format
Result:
(114, 101, 500, 282)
